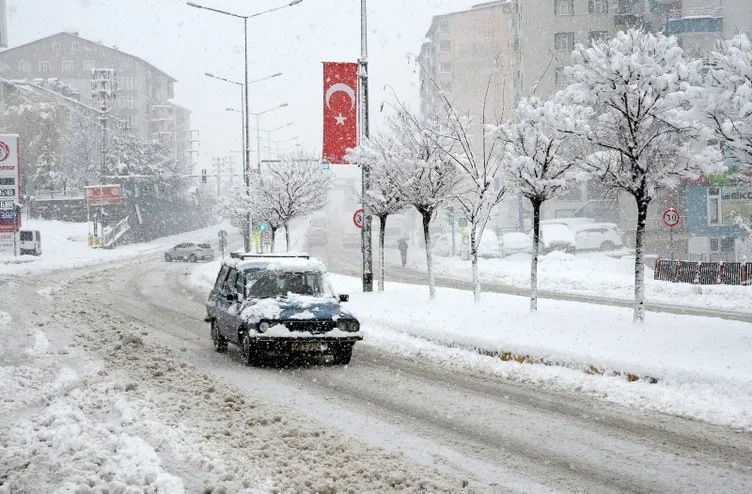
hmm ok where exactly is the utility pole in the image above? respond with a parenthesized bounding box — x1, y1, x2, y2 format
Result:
(91, 68, 116, 245)
(359, 0, 373, 292)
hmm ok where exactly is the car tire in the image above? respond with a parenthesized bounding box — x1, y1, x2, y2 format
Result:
(164, 253, 172, 262)
(210, 320, 227, 353)
(189, 254, 197, 263)
(600, 241, 615, 251)
(241, 333, 261, 366)
(332, 346, 353, 365)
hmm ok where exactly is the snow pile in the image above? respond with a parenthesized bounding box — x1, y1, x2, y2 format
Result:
(190, 261, 752, 430)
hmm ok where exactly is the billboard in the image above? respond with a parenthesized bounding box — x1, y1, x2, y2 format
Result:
(85, 184, 122, 206)
(0, 134, 20, 233)
(0, 0, 6, 48)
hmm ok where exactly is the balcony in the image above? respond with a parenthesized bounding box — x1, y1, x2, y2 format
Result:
(665, 8, 723, 36)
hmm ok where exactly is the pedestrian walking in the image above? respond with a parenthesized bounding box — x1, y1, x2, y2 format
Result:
(397, 238, 408, 267)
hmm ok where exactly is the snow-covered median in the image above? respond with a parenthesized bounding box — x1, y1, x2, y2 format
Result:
(191, 260, 752, 431)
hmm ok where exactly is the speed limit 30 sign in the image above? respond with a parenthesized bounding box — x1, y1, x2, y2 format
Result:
(662, 208, 681, 228)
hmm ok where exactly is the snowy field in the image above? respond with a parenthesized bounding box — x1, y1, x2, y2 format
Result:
(385, 243, 752, 314)
(189, 260, 752, 432)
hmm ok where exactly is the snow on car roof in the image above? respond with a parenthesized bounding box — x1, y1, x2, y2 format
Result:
(226, 253, 327, 273)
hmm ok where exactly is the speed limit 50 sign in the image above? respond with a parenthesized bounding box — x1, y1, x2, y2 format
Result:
(662, 208, 681, 228)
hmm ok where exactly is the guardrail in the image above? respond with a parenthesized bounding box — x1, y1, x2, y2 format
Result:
(654, 259, 752, 285)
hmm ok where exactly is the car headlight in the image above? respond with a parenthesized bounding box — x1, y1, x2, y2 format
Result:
(258, 321, 271, 333)
(337, 320, 359, 332)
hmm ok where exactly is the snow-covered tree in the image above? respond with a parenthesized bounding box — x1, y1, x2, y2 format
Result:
(250, 151, 332, 251)
(561, 29, 721, 322)
(382, 109, 460, 299)
(32, 145, 61, 193)
(705, 34, 752, 174)
(58, 110, 101, 194)
(346, 133, 408, 291)
(493, 96, 592, 311)
(418, 101, 506, 302)
(1, 102, 65, 194)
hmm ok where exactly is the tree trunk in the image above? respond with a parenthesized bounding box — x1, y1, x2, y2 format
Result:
(378, 214, 387, 292)
(530, 198, 543, 311)
(422, 211, 436, 299)
(270, 226, 277, 253)
(470, 222, 481, 303)
(633, 189, 650, 322)
(284, 222, 291, 252)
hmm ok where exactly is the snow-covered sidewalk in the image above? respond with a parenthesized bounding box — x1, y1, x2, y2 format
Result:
(190, 261, 752, 431)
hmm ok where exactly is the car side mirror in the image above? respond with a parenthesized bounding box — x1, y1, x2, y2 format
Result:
(339, 294, 349, 303)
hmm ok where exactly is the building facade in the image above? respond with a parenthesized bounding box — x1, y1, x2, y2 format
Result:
(0, 32, 191, 174)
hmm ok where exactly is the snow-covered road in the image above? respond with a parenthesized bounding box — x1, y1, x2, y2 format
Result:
(3, 253, 751, 492)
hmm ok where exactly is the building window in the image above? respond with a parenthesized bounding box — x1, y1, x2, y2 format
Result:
(555, 67, 567, 87)
(116, 77, 137, 91)
(117, 95, 135, 109)
(437, 19, 449, 32)
(589, 31, 609, 43)
(72, 42, 80, 51)
(710, 237, 735, 253)
(442, 81, 452, 94)
(588, 0, 608, 14)
(38, 61, 51, 73)
(61, 60, 75, 73)
(708, 186, 721, 225)
(554, 32, 575, 51)
(83, 60, 96, 72)
(439, 40, 451, 53)
(439, 62, 452, 73)
(52, 42, 60, 51)
(554, 0, 574, 16)
(0, 63, 9, 73)
(18, 61, 31, 73)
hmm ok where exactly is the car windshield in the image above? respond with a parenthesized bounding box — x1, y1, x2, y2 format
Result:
(245, 270, 326, 299)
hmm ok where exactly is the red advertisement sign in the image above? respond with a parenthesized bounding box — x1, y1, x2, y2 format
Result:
(85, 184, 122, 206)
(322, 62, 358, 164)
(0, 134, 21, 233)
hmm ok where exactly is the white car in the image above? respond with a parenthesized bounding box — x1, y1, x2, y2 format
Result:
(535, 224, 576, 254)
(431, 233, 455, 257)
(459, 230, 502, 260)
(571, 223, 624, 251)
(499, 232, 532, 257)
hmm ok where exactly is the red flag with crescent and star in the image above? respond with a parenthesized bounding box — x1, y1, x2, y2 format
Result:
(322, 62, 358, 164)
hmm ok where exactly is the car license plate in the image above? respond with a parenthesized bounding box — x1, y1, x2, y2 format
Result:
(292, 342, 327, 352)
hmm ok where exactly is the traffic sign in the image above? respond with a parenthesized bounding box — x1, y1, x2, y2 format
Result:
(353, 208, 363, 229)
(662, 208, 680, 228)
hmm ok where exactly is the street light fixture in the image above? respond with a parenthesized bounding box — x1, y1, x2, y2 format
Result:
(205, 71, 282, 180)
(249, 103, 288, 171)
(188, 0, 302, 252)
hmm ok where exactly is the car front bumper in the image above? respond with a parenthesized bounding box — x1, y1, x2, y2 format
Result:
(248, 335, 362, 354)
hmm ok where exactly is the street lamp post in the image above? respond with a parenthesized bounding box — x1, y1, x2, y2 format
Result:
(265, 122, 293, 159)
(359, 0, 373, 292)
(209, 71, 282, 176)
(187, 0, 302, 252)
(250, 103, 288, 172)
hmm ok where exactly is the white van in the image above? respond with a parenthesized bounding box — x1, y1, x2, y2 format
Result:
(19, 230, 42, 256)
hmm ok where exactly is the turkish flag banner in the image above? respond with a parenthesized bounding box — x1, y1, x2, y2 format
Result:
(322, 62, 358, 164)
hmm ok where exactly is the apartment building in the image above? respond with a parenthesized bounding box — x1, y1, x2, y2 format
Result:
(419, 1, 517, 133)
(0, 31, 191, 173)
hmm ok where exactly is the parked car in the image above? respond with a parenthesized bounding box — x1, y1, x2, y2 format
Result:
(571, 223, 624, 251)
(205, 253, 362, 365)
(541, 217, 595, 230)
(164, 242, 214, 262)
(19, 230, 42, 256)
(432, 233, 455, 257)
(499, 232, 532, 257)
(459, 230, 502, 260)
(536, 224, 576, 254)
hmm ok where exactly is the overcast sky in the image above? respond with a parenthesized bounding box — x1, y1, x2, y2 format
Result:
(5, 0, 471, 172)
